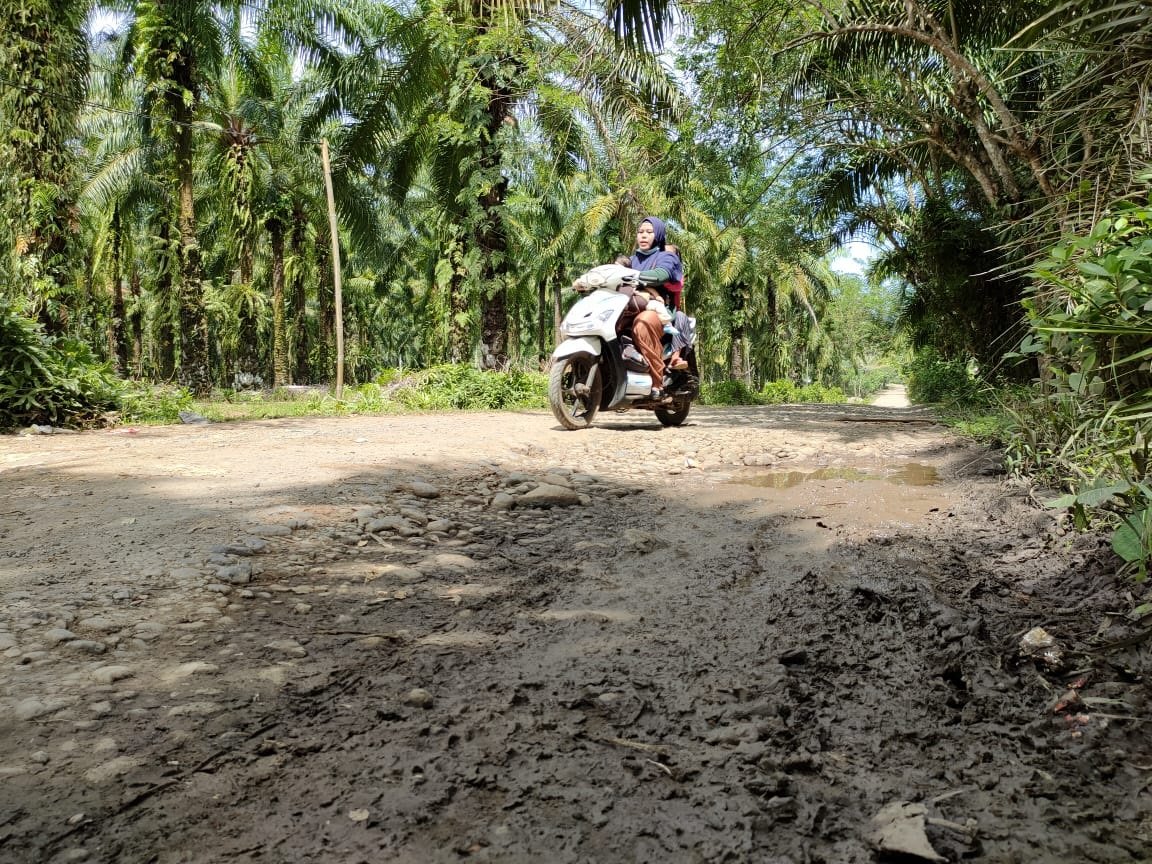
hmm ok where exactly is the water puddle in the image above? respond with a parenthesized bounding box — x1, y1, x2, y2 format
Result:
(732, 463, 939, 488)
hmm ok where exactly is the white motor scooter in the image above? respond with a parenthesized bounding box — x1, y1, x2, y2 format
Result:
(548, 264, 699, 430)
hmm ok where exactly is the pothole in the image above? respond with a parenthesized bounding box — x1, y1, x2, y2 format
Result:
(731, 463, 939, 488)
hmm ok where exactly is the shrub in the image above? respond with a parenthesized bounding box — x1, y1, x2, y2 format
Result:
(904, 350, 980, 405)
(701, 380, 762, 405)
(795, 383, 847, 403)
(393, 365, 547, 411)
(0, 302, 119, 430)
(759, 380, 797, 404)
(117, 383, 193, 424)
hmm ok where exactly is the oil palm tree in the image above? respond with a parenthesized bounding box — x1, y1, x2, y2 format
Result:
(316, 0, 682, 366)
(0, 0, 88, 332)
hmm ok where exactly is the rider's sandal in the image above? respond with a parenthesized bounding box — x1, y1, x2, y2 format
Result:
(670, 359, 689, 370)
(648, 388, 665, 401)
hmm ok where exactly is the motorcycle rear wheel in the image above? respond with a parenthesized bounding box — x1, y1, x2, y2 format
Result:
(549, 354, 602, 430)
(655, 398, 690, 427)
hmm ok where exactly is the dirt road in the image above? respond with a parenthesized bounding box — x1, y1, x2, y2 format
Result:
(1, 404, 1148, 863)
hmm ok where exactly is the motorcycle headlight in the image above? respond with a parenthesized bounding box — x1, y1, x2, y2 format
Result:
(564, 320, 596, 334)
(564, 308, 615, 335)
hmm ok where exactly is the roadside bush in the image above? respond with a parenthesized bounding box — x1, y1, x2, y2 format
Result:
(758, 380, 795, 404)
(701, 380, 762, 405)
(393, 365, 547, 411)
(702, 379, 849, 406)
(795, 383, 847, 403)
(1005, 203, 1152, 580)
(905, 350, 980, 405)
(0, 302, 119, 430)
(117, 383, 193, 424)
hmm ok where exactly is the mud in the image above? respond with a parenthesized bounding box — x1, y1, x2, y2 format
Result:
(0, 403, 1149, 863)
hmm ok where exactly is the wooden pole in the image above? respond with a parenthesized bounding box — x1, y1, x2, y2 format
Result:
(320, 138, 344, 399)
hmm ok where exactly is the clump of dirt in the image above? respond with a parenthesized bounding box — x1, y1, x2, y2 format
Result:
(0, 405, 1148, 863)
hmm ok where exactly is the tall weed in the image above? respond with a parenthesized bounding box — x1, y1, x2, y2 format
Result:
(1009, 203, 1152, 579)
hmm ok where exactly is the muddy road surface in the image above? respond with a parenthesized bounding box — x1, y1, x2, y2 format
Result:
(1, 404, 1149, 863)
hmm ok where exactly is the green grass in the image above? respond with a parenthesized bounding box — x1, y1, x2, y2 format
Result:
(117, 365, 549, 425)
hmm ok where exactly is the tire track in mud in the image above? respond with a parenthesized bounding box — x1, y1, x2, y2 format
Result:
(89, 486, 1149, 863)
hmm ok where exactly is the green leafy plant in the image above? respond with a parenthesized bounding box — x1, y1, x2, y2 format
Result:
(702, 380, 763, 405)
(0, 301, 119, 429)
(904, 349, 980, 405)
(117, 383, 193, 424)
(1013, 203, 1152, 579)
(392, 365, 547, 411)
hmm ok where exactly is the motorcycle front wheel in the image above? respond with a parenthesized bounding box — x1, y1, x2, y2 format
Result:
(655, 398, 690, 427)
(549, 353, 602, 430)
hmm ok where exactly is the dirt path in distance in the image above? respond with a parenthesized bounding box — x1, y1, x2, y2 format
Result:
(0, 404, 1148, 863)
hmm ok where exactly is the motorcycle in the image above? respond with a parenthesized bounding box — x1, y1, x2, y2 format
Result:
(548, 264, 700, 430)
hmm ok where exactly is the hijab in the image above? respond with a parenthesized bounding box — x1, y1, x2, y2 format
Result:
(630, 216, 683, 283)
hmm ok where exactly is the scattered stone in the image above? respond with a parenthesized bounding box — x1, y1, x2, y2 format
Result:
(375, 564, 425, 584)
(30, 751, 49, 764)
(293, 603, 313, 614)
(518, 484, 583, 508)
(265, 639, 308, 658)
(43, 629, 78, 645)
(217, 562, 253, 585)
(398, 507, 429, 525)
(83, 756, 141, 783)
(12, 695, 73, 723)
(91, 665, 134, 684)
(64, 640, 107, 655)
(353, 507, 381, 527)
(134, 622, 167, 641)
(251, 523, 292, 537)
(409, 482, 441, 499)
(403, 688, 434, 708)
(622, 528, 666, 553)
(76, 617, 122, 634)
(489, 493, 516, 511)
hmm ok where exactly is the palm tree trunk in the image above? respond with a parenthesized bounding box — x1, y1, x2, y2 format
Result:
(0, 0, 85, 335)
(729, 331, 747, 382)
(129, 269, 143, 378)
(447, 234, 469, 363)
(109, 209, 128, 374)
(289, 209, 309, 384)
(537, 279, 547, 361)
(268, 217, 288, 388)
(476, 78, 513, 367)
(155, 221, 176, 381)
(728, 281, 750, 381)
(174, 111, 211, 395)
